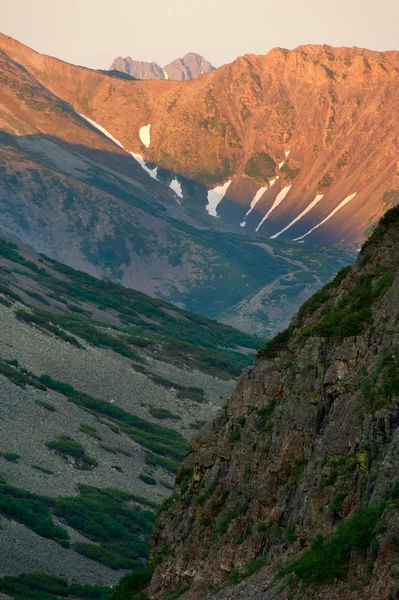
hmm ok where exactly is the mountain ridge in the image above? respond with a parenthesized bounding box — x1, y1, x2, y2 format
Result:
(109, 52, 215, 81)
(1, 32, 398, 246)
(0, 31, 355, 336)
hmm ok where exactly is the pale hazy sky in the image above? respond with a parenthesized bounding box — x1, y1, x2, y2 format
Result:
(2, 0, 399, 69)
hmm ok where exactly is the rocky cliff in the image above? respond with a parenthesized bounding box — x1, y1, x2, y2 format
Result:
(148, 207, 399, 600)
(109, 52, 214, 80)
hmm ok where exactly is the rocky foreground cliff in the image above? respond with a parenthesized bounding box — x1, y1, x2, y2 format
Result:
(147, 208, 399, 599)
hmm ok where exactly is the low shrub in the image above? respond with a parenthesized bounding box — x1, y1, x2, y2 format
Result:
(279, 501, 386, 584)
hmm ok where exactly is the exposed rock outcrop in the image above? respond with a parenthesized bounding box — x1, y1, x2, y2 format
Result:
(148, 209, 399, 599)
(109, 52, 214, 80)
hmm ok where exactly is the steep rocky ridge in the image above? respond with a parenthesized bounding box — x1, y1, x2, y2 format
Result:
(110, 52, 214, 80)
(1, 33, 398, 245)
(147, 208, 399, 600)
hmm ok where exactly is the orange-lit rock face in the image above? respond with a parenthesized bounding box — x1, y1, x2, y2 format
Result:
(1, 33, 399, 245)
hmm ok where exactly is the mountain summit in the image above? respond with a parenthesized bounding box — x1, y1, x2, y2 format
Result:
(109, 52, 215, 80)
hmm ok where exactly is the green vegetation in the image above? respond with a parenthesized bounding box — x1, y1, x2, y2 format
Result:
(35, 399, 57, 412)
(280, 163, 300, 181)
(300, 267, 393, 341)
(149, 375, 205, 402)
(109, 570, 152, 600)
(149, 407, 181, 421)
(6, 361, 187, 475)
(257, 398, 276, 419)
(280, 502, 386, 585)
(244, 152, 276, 182)
(216, 510, 237, 534)
(139, 474, 157, 486)
(80, 422, 102, 440)
(0, 451, 20, 463)
(0, 478, 70, 545)
(0, 573, 112, 600)
(0, 478, 157, 571)
(0, 358, 46, 390)
(361, 351, 399, 413)
(318, 173, 333, 189)
(362, 203, 399, 250)
(52, 486, 156, 570)
(35, 373, 187, 473)
(228, 556, 268, 584)
(31, 465, 55, 475)
(100, 444, 132, 457)
(45, 435, 98, 470)
(257, 326, 294, 359)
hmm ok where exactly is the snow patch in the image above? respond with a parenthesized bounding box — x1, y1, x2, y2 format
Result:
(169, 178, 183, 199)
(206, 181, 232, 218)
(255, 185, 292, 232)
(293, 193, 357, 241)
(163, 70, 169, 80)
(285, 150, 290, 157)
(278, 161, 285, 169)
(270, 194, 324, 239)
(76, 111, 125, 149)
(139, 124, 151, 148)
(130, 152, 158, 180)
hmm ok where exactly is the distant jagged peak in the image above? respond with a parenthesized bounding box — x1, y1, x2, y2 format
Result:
(109, 51, 215, 80)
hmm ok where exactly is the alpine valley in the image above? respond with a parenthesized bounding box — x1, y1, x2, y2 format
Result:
(0, 27, 398, 600)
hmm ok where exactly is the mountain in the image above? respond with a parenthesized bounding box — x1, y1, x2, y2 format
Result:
(0, 33, 398, 247)
(0, 234, 259, 587)
(109, 52, 215, 80)
(147, 206, 399, 599)
(0, 33, 354, 337)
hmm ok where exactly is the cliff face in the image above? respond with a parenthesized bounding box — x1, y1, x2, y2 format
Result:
(148, 209, 399, 600)
(1, 33, 399, 245)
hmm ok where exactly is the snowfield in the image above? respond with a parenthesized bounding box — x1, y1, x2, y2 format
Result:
(139, 124, 151, 148)
(206, 181, 232, 217)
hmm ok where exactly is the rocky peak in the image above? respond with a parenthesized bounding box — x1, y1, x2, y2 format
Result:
(147, 207, 399, 599)
(109, 51, 214, 80)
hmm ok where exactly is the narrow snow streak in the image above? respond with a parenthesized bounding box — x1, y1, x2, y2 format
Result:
(130, 152, 158, 180)
(293, 192, 357, 241)
(240, 178, 279, 227)
(139, 124, 151, 148)
(169, 178, 183, 199)
(206, 181, 232, 218)
(163, 70, 169, 80)
(76, 111, 125, 149)
(270, 194, 324, 239)
(255, 185, 292, 232)
(75, 111, 159, 181)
